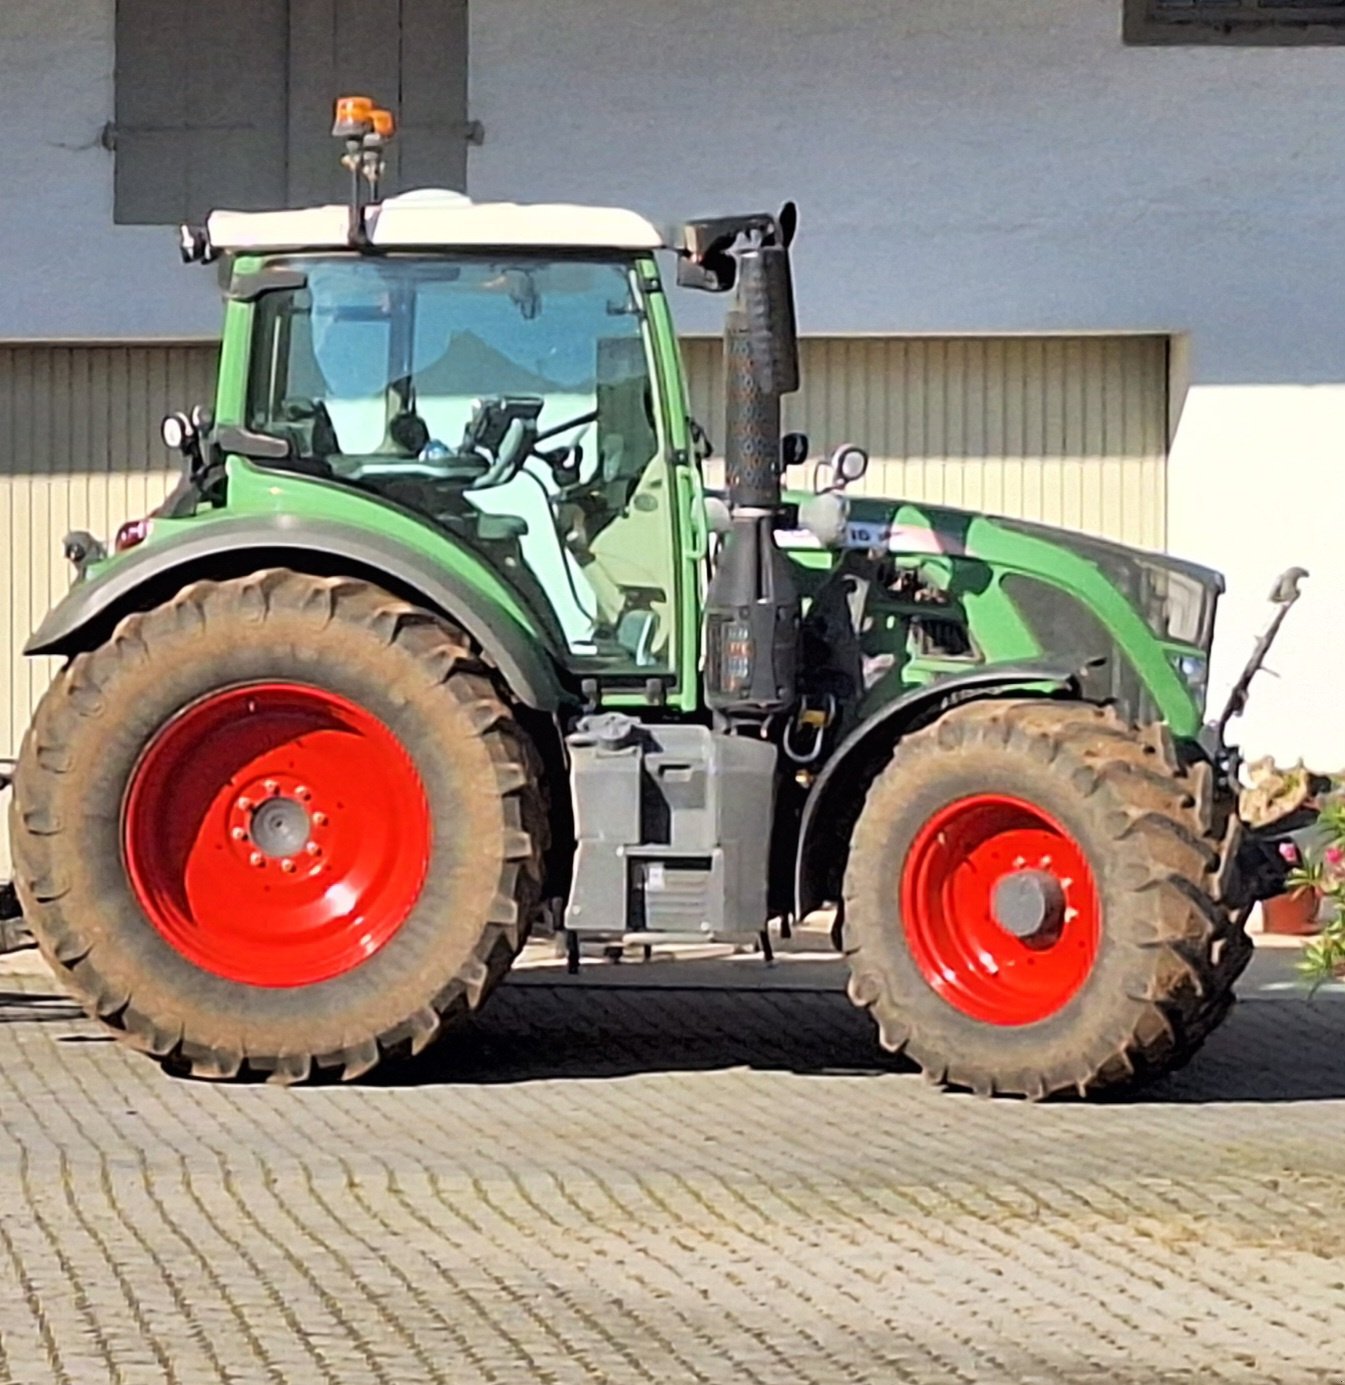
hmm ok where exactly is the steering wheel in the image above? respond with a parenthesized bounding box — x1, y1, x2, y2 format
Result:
(467, 400, 599, 489)
(532, 411, 597, 488)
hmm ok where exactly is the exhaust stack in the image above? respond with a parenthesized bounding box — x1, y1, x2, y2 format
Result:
(699, 220, 802, 718)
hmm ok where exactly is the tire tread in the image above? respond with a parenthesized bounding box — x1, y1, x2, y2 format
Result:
(9, 570, 545, 1084)
(843, 698, 1247, 1098)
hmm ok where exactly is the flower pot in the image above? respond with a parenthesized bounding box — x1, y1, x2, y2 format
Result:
(1261, 888, 1322, 937)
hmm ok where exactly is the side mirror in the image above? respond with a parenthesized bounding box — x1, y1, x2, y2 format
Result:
(677, 252, 736, 293)
(833, 444, 869, 486)
(737, 244, 800, 398)
(781, 432, 809, 470)
(812, 444, 870, 494)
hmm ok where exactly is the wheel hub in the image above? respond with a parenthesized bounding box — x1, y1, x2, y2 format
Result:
(249, 796, 312, 860)
(990, 869, 1066, 945)
(223, 772, 330, 874)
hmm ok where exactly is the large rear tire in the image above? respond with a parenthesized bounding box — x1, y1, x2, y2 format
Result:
(8, 570, 545, 1083)
(843, 699, 1248, 1098)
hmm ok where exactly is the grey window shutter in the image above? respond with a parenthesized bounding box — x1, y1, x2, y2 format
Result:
(115, 0, 289, 225)
(117, 0, 470, 223)
(399, 0, 471, 194)
(287, 0, 470, 208)
(286, 0, 405, 209)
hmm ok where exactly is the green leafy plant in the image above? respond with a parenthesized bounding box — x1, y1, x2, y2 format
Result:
(1283, 798, 1345, 986)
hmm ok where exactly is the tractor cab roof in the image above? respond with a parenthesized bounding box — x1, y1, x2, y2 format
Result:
(202, 189, 668, 257)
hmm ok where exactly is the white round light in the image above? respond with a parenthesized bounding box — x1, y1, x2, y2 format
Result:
(161, 415, 188, 451)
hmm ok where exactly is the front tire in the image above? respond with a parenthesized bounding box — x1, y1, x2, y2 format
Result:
(9, 570, 545, 1083)
(842, 700, 1248, 1099)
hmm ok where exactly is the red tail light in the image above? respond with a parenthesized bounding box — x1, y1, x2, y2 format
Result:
(114, 518, 151, 553)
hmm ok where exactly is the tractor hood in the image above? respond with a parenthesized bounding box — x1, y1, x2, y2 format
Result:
(996, 510, 1223, 652)
(792, 493, 1224, 655)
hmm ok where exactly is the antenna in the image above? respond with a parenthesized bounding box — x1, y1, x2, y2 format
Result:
(332, 96, 397, 249)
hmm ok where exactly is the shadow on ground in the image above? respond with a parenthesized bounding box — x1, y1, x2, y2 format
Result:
(0, 989, 86, 1025)
(367, 978, 1345, 1104)
(1140, 997, 1345, 1104)
(3, 951, 1340, 1104)
(370, 982, 913, 1088)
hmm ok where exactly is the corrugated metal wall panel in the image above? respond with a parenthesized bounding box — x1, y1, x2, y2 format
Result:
(0, 334, 1168, 879)
(0, 343, 218, 874)
(683, 335, 1169, 549)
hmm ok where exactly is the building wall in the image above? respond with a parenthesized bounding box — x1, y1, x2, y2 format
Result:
(683, 334, 1171, 551)
(2, 0, 1344, 767)
(470, 0, 1345, 770)
(0, 1, 218, 338)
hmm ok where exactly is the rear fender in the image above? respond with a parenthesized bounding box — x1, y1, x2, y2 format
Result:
(25, 515, 570, 712)
(793, 661, 1085, 919)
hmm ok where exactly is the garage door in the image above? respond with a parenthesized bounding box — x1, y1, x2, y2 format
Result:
(0, 343, 219, 871)
(683, 335, 1169, 550)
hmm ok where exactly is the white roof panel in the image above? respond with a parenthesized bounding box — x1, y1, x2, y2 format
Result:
(205, 190, 667, 255)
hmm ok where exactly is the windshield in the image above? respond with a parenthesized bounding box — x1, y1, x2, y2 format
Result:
(246, 255, 678, 674)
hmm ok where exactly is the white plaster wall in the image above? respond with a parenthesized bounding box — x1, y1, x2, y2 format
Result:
(474, 0, 1345, 769)
(3, 0, 1344, 765)
(0, 0, 216, 338)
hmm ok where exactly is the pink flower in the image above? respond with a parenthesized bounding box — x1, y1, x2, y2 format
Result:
(1279, 841, 1301, 864)
(1327, 846, 1345, 868)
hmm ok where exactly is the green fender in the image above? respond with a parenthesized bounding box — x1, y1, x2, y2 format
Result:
(25, 514, 571, 712)
(793, 659, 1087, 920)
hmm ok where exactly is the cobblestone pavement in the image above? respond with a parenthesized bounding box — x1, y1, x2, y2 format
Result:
(0, 938, 1340, 1385)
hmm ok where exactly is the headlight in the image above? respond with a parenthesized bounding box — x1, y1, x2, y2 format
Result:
(1139, 562, 1212, 646)
(1168, 650, 1209, 710)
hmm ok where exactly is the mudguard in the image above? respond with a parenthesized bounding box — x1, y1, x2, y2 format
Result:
(25, 514, 570, 712)
(793, 659, 1085, 919)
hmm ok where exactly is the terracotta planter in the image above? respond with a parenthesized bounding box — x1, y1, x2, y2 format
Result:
(1261, 888, 1322, 937)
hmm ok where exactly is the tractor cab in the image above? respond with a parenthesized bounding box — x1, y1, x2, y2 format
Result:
(220, 216, 681, 677)
(174, 182, 707, 710)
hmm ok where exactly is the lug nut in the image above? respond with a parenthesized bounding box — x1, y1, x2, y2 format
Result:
(250, 852, 265, 868)
(264, 780, 279, 796)
(281, 859, 296, 874)
(313, 812, 328, 827)
(231, 827, 247, 841)
(296, 786, 311, 800)
(237, 796, 252, 811)
(305, 843, 321, 857)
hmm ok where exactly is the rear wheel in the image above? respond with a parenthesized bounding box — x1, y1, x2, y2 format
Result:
(843, 699, 1247, 1098)
(9, 570, 545, 1083)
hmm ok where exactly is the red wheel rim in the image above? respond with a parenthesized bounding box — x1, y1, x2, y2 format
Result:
(901, 795, 1101, 1026)
(123, 683, 431, 988)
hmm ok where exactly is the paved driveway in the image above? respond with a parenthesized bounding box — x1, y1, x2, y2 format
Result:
(0, 935, 1340, 1385)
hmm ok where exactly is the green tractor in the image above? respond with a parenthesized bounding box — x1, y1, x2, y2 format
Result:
(6, 102, 1305, 1096)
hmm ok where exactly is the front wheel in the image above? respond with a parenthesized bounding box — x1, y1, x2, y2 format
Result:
(9, 570, 545, 1083)
(842, 700, 1248, 1099)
